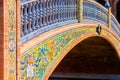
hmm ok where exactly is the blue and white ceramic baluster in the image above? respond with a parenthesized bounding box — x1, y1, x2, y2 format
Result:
(42, 0, 46, 26)
(62, 0, 65, 21)
(53, 0, 57, 23)
(65, 0, 67, 20)
(74, 0, 77, 19)
(68, 0, 70, 20)
(50, 0, 53, 24)
(56, 0, 58, 22)
(49, 0, 52, 24)
(45, 0, 48, 26)
(60, 0, 62, 21)
(69, 0, 72, 20)
(38, 0, 41, 27)
(70, 0, 73, 20)
(72, 0, 74, 20)
(46, 0, 49, 25)
(65, 0, 68, 20)
(61, 0, 64, 21)
(54, 0, 57, 23)
(56, 0, 59, 22)
(58, 0, 61, 22)
(21, 5, 24, 37)
(53, 0, 56, 23)
(28, 2, 33, 33)
(47, 0, 50, 24)
(52, 0, 55, 23)
(59, 0, 62, 22)
(39, 0, 43, 27)
(72, 0, 74, 19)
(57, 0, 59, 22)
(36, 0, 40, 28)
(64, 0, 67, 21)
(66, 0, 69, 20)
(32, 1, 37, 30)
(70, 0, 72, 20)
(23, 4, 29, 35)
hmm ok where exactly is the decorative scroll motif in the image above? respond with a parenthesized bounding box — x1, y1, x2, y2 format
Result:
(20, 27, 96, 80)
(8, 0, 16, 80)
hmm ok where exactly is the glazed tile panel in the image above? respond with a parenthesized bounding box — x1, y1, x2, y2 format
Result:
(20, 27, 120, 80)
(20, 27, 97, 80)
(8, 0, 16, 79)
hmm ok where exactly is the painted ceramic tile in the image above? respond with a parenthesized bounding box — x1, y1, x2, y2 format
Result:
(8, 0, 16, 80)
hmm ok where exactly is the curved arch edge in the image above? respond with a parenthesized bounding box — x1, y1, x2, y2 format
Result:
(20, 23, 120, 80)
(44, 32, 120, 80)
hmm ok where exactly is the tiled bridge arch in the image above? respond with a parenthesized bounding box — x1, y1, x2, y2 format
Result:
(19, 0, 120, 80)
(20, 23, 120, 80)
(1, 0, 120, 80)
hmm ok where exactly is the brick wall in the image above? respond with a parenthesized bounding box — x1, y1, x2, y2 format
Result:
(0, 0, 8, 79)
(0, 0, 4, 79)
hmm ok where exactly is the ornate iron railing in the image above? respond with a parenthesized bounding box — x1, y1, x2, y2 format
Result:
(83, 0, 120, 37)
(21, 0, 78, 43)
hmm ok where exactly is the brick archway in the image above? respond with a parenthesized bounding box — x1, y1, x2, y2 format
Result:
(44, 31, 120, 80)
(49, 36, 120, 79)
(20, 23, 120, 80)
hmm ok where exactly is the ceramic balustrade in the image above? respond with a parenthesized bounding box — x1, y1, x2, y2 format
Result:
(21, 0, 78, 43)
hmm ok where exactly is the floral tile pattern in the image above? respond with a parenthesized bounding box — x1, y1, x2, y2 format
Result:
(20, 27, 96, 80)
(8, 0, 16, 80)
(20, 27, 120, 80)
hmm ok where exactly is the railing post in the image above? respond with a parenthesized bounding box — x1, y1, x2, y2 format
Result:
(105, 0, 111, 29)
(77, 0, 83, 22)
